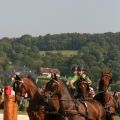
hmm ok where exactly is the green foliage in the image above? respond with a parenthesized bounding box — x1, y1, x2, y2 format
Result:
(0, 32, 120, 91)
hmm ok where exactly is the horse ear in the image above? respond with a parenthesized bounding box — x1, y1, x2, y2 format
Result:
(102, 68, 106, 73)
(107, 68, 112, 77)
(109, 68, 112, 74)
(103, 68, 112, 74)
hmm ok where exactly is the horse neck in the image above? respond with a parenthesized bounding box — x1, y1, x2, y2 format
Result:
(99, 79, 109, 92)
(103, 92, 113, 103)
(25, 80, 39, 99)
(78, 82, 88, 100)
(99, 73, 112, 91)
(30, 90, 45, 107)
(59, 81, 76, 110)
(100, 92, 114, 106)
(98, 80, 104, 92)
(104, 92, 117, 113)
(52, 95, 60, 112)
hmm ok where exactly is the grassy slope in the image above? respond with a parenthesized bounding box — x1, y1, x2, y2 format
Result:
(39, 50, 78, 57)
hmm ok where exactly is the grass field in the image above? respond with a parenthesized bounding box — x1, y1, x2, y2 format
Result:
(39, 50, 78, 57)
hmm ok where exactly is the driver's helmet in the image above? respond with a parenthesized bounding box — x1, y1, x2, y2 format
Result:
(77, 66, 85, 71)
(71, 65, 78, 72)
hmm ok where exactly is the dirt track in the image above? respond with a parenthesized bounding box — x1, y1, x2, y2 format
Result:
(0, 113, 29, 120)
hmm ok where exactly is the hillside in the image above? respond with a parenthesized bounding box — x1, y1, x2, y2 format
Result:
(0, 32, 120, 91)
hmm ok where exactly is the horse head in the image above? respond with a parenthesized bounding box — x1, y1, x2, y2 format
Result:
(42, 79, 61, 115)
(99, 70, 112, 92)
(77, 79, 89, 100)
(13, 77, 28, 102)
(13, 76, 46, 120)
(13, 76, 39, 100)
(44, 79, 61, 98)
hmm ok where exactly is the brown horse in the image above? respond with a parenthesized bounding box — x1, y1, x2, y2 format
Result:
(12, 76, 46, 120)
(44, 79, 106, 120)
(94, 70, 118, 120)
(43, 80, 63, 120)
(76, 80, 90, 100)
(94, 92, 118, 120)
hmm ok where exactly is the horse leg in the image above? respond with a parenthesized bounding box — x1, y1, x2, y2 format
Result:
(27, 112, 35, 120)
(37, 111, 45, 120)
(27, 108, 37, 120)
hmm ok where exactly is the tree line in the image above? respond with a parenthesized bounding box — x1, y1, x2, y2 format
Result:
(0, 32, 120, 91)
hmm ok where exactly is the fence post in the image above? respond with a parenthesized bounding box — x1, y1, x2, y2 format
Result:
(4, 86, 18, 120)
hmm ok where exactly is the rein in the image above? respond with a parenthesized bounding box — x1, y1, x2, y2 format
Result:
(97, 90, 108, 94)
(64, 109, 87, 118)
(45, 95, 88, 118)
(45, 97, 88, 101)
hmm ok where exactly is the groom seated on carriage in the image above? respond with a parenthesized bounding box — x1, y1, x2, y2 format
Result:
(68, 65, 95, 99)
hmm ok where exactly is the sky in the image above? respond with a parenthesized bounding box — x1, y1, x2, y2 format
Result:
(0, 0, 120, 38)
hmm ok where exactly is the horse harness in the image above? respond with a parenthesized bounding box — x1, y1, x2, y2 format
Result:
(45, 96, 90, 120)
(46, 80, 90, 119)
(13, 79, 48, 113)
(98, 90, 116, 116)
(104, 94, 116, 115)
(64, 99, 89, 118)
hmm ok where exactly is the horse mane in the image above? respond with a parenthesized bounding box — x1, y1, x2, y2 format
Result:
(20, 75, 38, 87)
(59, 79, 68, 89)
(58, 79, 74, 98)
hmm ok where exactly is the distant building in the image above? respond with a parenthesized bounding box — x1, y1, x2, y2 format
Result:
(38, 67, 60, 78)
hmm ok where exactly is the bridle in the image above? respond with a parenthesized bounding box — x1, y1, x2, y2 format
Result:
(45, 80, 60, 97)
(78, 80, 89, 90)
(13, 79, 27, 98)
